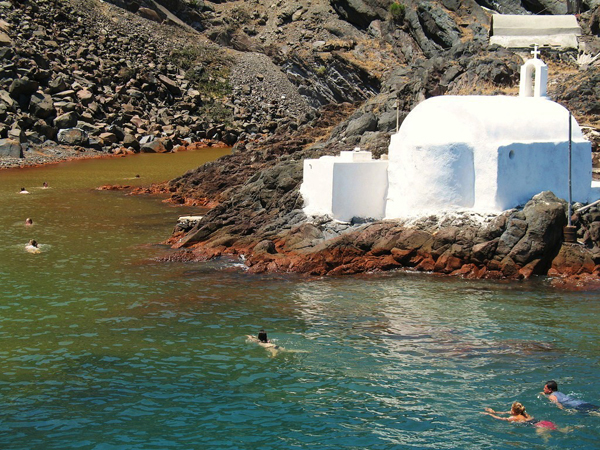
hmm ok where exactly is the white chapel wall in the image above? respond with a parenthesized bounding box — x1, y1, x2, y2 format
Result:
(386, 135, 476, 217)
(301, 154, 388, 222)
(301, 157, 335, 217)
(331, 161, 388, 222)
(386, 95, 593, 217)
(495, 140, 592, 210)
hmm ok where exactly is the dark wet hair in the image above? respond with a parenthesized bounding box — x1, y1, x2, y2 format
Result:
(258, 329, 268, 343)
(545, 380, 558, 392)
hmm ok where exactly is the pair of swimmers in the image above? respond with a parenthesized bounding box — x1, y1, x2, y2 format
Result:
(19, 182, 48, 194)
(24, 218, 39, 252)
(484, 380, 598, 432)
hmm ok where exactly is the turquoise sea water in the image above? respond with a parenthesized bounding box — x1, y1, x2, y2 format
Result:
(0, 151, 599, 449)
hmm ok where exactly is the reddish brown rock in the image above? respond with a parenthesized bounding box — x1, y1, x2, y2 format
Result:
(415, 256, 436, 272)
(550, 243, 596, 276)
(434, 250, 464, 273)
(390, 248, 414, 264)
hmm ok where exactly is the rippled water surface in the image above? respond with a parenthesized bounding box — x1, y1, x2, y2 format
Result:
(1, 151, 599, 449)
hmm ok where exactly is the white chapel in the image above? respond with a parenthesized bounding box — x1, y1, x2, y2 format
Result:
(301, 49, 598, 222)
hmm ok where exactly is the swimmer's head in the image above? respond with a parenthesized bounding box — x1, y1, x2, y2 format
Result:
(511, 402, 526, 415)
(544, 380, 558, 393)
(258, 329, 268, 343)
(25, 218, 33, 225)
(28, 239, 38, 247)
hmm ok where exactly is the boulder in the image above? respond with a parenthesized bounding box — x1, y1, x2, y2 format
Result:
(32, 119, 56, 140)
(0, 138, 22, 157)
(0, 89, 15, 109)
(29, 92, 55, 119)
(550, 243, 596, 276)
(140, 138, 169, 153)
(509, 191, 566, 267)
(77, 89, 94, 105)
(345, 112, 378, 137)
(472, 238, 499, 263)
(416, 2, 461, 49)
(57, 128, 88, 146)
(107, 125, 125, 141)
(496, 217, 527, 257)
(0, 30, 11, 47)
(54, 111, 79, 129)
(48, 76, 69, 94)
(9, 77, 38, 97)
(123, 133, 140, 150)
(99, 132, 117, 145)
(157, 74, 181, 97)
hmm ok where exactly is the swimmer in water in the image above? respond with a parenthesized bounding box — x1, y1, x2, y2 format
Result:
(25, 239, 41, 253)
(247, 329, 281, 357)
(542, 380, 600, 414)
(19, 187, 30, 194)
(42, 182, 48, 188)
(25, 218, 33, 226)
(483, 402, 569, 436)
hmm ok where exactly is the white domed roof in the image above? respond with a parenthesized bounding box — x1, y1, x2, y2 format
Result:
(395, 95, 584, 152)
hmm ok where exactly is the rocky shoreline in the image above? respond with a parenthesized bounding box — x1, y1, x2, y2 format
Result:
(0, 138, 226, 170)
(160, 189, 600, 289)
(0, 143, 103, 169)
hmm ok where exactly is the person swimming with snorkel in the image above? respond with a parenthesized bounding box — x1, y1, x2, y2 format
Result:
(247, 329, 281, 356)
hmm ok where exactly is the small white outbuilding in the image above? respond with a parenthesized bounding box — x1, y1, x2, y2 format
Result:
(489, 14, 581, 49)
(301, 150, 388, 222)
(301, 50, 597, 222)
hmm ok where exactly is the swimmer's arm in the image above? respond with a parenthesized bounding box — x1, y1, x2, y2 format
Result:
(484, 408, 510, 415)
(547, 394, 564, 409)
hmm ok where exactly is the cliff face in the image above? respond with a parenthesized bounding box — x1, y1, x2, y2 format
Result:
(0, 0, 598, 165)
(155, 0, 600, 284)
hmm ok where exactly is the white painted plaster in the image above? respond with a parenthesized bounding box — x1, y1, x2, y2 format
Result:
(489, 14, 581, 49)
(519, 57, 547, 97)
(301, 157, 335, 218)
(339, 150, 373, 162)
(301, 153, 388, 222)
(385, 96, 592, 218)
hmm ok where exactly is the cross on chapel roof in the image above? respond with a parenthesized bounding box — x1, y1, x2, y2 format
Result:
(531, 44, 540, 59)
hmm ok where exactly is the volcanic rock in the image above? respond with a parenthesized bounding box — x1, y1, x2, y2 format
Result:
(0, 138, 22, 157)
